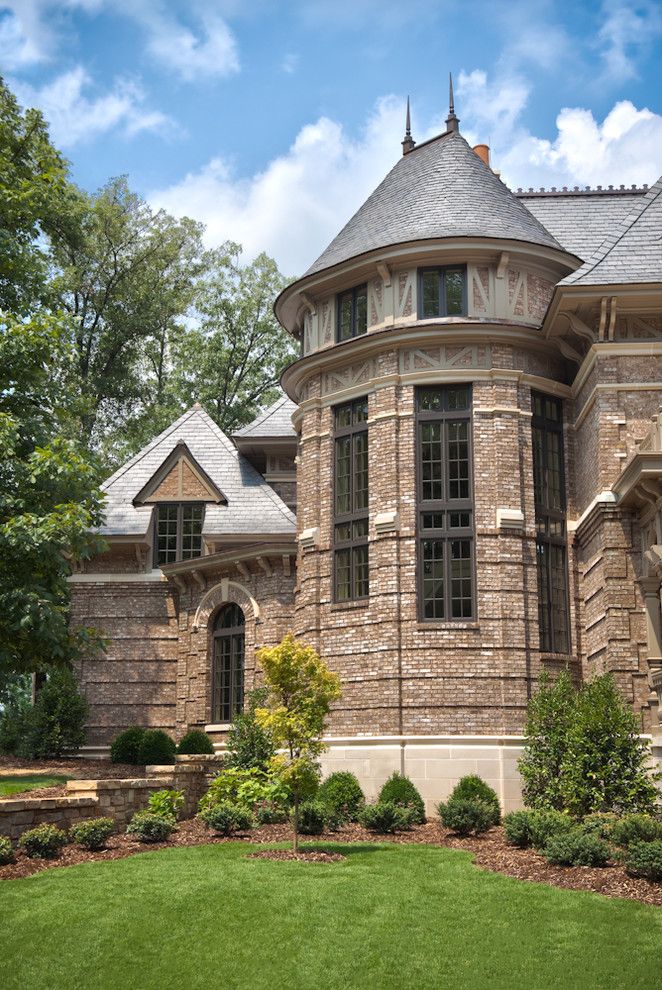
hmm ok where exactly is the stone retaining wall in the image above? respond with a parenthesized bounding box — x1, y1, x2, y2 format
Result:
(0, 796, 99, 840)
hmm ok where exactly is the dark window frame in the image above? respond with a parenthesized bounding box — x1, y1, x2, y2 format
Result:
(336, 283, 368, 342)
(531, 391, 570, 654)
(417, 265, 468, 319)
(153, 502, 204, 567)
(211, 603, 245, 723)
(333, 397, 369, 603)
(416, 385, 475, 621)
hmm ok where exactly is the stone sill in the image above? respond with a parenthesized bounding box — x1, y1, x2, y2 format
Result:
(205, 724, 232, 733)
(0, 795, 98, 812)
(415, 621, 480, 631)
(328, 600, 369, 612)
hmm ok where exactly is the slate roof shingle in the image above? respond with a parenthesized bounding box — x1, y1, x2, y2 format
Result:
(305, 130, 563, 277)
(233, 394, 297, 439)
(100, 406, 296, 538)
(519, 190, 646, 261)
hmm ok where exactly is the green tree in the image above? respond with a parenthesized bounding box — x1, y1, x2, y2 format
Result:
(255, 634, 341, 852)
(518, 669, 576, 811)
(0, 312, 105, 682)
(225, 687, 276, 771)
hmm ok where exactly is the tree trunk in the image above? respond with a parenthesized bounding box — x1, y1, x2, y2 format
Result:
(293, 792, 299, 853)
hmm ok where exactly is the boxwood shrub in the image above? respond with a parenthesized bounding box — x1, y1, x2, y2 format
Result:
(0, 835, 14, 865)
(295, 800, 332, 835)
(70, 818, 115, 851)
(255, 804, 288, 825)
(449, 776, 501, 826)
(378, 773, 425, 824)
(437, 798, 494, 837)
(18, 824, 67, 859)
(359, 802, 415, 833)
(137, 729, 177, 766)
(126, 811, 174, 843)
(579, 813, 619, 841)
(318, 772, 365, 822)
(544, 829, 610, 867)
(177, 730, 215, 755)
(609, 813, 662, 849)
(110, 726, 146, 764)
(200, 801, 254, 836)
(529, 810, 574, 851)
(625, 840, 662, 881)
(503, 810, 536, 848)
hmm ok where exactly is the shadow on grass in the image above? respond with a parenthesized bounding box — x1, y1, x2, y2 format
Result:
(297, 842, 389, 857)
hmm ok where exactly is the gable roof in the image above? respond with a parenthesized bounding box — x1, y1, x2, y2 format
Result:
(101, 406, 296, 538)
(133, 442, 226, 505)
(233, 394, 297, 439)
(559, 176, 662, 287)
(305, 130, 563, 277)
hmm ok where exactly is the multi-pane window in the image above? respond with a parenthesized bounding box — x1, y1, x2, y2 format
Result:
(532, 392, 569, 654)
(212, 603, 244, 723)
(334, 397, 369, 601)
(417, 385, 474, 620)
(419, 266, 467, 319)
(154, 503, 203, 566)
(337, 284, 368, 342)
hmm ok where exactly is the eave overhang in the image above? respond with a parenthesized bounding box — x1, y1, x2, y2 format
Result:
(160, 540, 296, 578)
(612, 451, 662, 508)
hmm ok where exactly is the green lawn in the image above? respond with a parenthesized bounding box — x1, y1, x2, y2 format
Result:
(0, 774, 70, 797)
(2, 842, 660, 990)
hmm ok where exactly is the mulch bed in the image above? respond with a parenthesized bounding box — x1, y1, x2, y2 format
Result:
(246, 849, 345, 863)
(1, 818, 660, 906)
(0, 756, 148, 799)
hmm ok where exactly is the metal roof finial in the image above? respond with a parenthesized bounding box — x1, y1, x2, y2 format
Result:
(446, 73, 459, 133)
(402, 95, 416, 155)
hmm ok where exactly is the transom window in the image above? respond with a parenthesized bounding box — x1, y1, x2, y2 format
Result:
(419, 266, 467, 319)
(417, 385, 474, 620)
(212, 604, 245, 723)
(532, 392, 569, 654)
(154, 503, 203, 566)
(337, 284, 368, 342)
(334, 397, 369, 602)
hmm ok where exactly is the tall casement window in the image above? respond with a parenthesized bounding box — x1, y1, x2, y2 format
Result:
(417, 385, 474, 620)
(418, 266, 467, 319)
(154, 504, 204, 566)
(337, 284, 368, 342)
(532, 392, 569, 654)
(334, 397, 369, 602)
(212, 604, 245, 723)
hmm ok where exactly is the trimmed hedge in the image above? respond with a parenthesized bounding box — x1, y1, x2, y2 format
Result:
(110, 726, 146, 764)
(378, 773, 425, 824)
(18, 824, 67, 859)
(126, 811, 174, 843)
(359, 802, 415, 834)
(544, 829, 610, 867)
(609, 814, 662, 849)
(437, 798, 494, 837)
(503, 810, 536, 848)
(529, 810, 574, 851)
(200, 802, 254, 836)
(137, 729, 176, 766)
(177, 730, 215, 755)
(625, 840, 662, 881)
(318, 772, 365, 823)
(449, 776, 501, 826)
(70, 818, 114, 851)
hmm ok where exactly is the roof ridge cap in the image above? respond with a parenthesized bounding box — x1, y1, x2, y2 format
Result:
(102, 407, 197, 490)
(517, 184, 649, 198)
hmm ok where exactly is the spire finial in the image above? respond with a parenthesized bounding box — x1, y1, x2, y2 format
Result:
(446, 72, 459, 133)
(402, 95, 416, 155)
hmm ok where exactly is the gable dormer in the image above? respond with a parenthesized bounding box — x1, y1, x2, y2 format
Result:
(133, 443, 226, 507)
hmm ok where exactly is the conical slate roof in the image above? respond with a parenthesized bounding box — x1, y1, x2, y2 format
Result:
(101, 406, 296, 538)
(560, 176, 662, 287)
(305, 129, 562, 276)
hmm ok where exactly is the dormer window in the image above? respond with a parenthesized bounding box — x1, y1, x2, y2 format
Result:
(419, 266, 466, 318)
(337, 284, 368, 342)
(155, 504, 204, 566)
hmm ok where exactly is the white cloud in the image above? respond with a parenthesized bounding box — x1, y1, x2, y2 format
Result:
(281, 52, 299, 74)
(0, 0, 104, 66)
(597, 0, 662, 82)
(10, 66, 172, 147)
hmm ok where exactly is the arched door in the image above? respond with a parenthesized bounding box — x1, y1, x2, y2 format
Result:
(211, 603, 245, 723)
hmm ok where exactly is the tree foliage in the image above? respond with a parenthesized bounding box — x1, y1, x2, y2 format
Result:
(519, 670, 576, 811)
(255, 634, 341, 851)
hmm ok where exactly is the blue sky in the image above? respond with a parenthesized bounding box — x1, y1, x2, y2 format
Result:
(2, 0, 662, 274)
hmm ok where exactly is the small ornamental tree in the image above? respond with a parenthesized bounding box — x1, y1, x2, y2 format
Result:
(255, 634, 341, 852)
(518, 670, 576, 811)
(225, 687, 275, 771)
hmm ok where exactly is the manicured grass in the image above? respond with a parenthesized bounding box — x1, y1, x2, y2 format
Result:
(0, 774, 69, 797)
(2, 842, 660, 990)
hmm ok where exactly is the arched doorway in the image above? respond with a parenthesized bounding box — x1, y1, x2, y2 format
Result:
(211, 603, 245, 723)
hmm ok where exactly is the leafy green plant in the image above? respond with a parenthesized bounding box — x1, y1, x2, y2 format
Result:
(177, 730, 215, 755)
(126, 811, 174, 844)
(608, 814, 662, 848)
(0, 679, 32, 755)
(199, 802, 254, 836)
(18, 824, 67, 859)
(437, 798, 494, 837)
(503, 810, 536, 848)
(110, 727, 146, 764)
(318, 771, 365, 823)
(448, 776, 501, 826)
(136, 729, 176, 766)
(17, 667, 88, 759)
(0, 835, 15, 864)
(579, 813, 619, 841)
(624, 840, 662, 881)
(378, 773, 426, 824)
(518, 669, 576, 810)
(544, 830, 610, 867)
(359, 802, 415, 833)
(296, 800, 331, 835)
(70, 818, 114, 851)
(198, 767, 287, 814)
(255, 804, 288, 825)
(529, 810, 574, 850)
(148, 789, 184, 822)
(225, 688, 275, 771)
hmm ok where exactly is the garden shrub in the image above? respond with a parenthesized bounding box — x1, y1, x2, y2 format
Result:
(437, 798, 494, 837)
(177, 729, 214, 755)
(136, 729, 176, 766)
(580, 813, 619, 840)
(544, 829, 610, 867)
(503, 810, 536, 848)
(359, 802, 414, 833)
(224, 688, 275, 771)
(17, 667, 87, 759)
(296, 800, 331, 835)
(378, 773, 426, 824)
(126, 811, 174, 843)
(518, 670, 576, 811)
(18, 823, 67, 858)
(110, 727, 146, 764)
(70, 818, 114, 851)
(448, 775, 501, 825)
(0, 835, 15, 864)
(0, 680, 32, 755)
(147, 789, 184, 822)
(200, 801, 254, 836)
(529, 810, 574, 850)
(624, 840, 662, 882)
(318, 771, 365, 822)
(609, 813, 662, 848)
(255, 804, 288, 825)
(198, 767, 286, 814)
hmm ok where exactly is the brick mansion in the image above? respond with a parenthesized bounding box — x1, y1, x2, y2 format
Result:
(70, 94, 662, 809)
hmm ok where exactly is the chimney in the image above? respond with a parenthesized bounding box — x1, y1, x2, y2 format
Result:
(473, 144, 490, 168)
